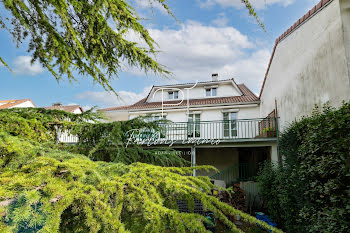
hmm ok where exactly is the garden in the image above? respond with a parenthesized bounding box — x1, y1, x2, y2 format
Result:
(0, 108, 281, 233)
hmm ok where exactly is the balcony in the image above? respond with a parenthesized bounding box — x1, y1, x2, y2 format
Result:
(130, 117, 278, 145)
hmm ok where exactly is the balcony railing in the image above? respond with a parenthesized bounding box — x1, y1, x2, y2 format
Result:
(132, 118, 278, 144)
(210, 163, 256, 187)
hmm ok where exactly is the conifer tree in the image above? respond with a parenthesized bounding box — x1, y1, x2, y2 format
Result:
(0, 0, 262, 92)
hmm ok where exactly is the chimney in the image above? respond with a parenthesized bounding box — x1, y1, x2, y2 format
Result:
(52, 102, 62, 107)
(212, 73, 218, 81)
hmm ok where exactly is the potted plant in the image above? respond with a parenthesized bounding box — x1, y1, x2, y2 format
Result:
(262, 127, 276, 137)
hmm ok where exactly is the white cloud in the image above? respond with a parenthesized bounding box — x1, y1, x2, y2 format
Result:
(134, 0, 168, 14)
(82, 105, 92, 111)
(199, 0, 295, 10)
(217, 49, 270, 91)
(67, 103, 78, 106)
(125, 21, 270, 92)
(212, 13, 228, 27)
(76, 86, 152, 107)
(13, 56, 44, 75)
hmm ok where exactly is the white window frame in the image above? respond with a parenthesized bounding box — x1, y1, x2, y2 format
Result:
(168, 91, 179, 99)
(223, 112, 238, 138)
(187, 113, 201, 138)
(145, 114, 166, 122)
(205, 87, 217, 97)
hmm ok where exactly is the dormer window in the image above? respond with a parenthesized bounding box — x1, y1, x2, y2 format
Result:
(206, 87, 217, 97)
(168, 91, 179, 99)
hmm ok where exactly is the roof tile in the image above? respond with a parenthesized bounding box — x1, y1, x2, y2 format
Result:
(0, 99, 35, 109)
(44, 105, 84, 113)
(100, 84, 259, 112)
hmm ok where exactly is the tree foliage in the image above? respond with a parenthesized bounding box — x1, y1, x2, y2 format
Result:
(0, 0, 263, 92)
(0, 0, 171, 92)
(0, 109, 282, 233)
(71, 118, 187, 166)
(0, 108, 101, 142)
(0, 108, 185, 166)
(258, 102, 350, 233)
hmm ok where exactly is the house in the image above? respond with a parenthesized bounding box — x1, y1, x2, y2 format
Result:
(260, 0, 350, 130)
(99, 0, 350, 186)
(44, 103, 84, 114)
(44, 103, 84, 143)
(0, 99, 36, 109)
(100, 75, 278, 185)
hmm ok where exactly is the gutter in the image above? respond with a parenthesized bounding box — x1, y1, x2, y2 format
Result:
(128, 102, 260, 114)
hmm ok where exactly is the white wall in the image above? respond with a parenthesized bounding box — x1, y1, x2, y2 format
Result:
(340, 0, 350, 76)
(72, 108, 83, 114)
(260, 0, 350, 130)
(9, 101, 35, 108)
(103, 110, 129, 122)
(129, 105, 259, 122)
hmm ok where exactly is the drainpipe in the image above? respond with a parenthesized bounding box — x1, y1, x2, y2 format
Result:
(191, 146, 196, 176)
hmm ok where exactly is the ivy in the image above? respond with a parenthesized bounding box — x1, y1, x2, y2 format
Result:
(0, 109, 282, 232)
(71, 119, 188, 166)
(258, 102, 350, 233)
(0, 132, 282, 232)
(0, 108, 101, 142)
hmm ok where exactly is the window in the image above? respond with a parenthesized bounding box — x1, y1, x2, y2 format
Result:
(145, 115, 166, 122)
(205, 88, 217, 97)
(223, 112, 237, 137)
(187, 114, 200, 138)
(143, 115, 167, 139)
(168, 91, 179, 99)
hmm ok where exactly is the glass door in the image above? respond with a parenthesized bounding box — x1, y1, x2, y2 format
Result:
(223, 112, 237, 138)
(187, 114, 200, 138)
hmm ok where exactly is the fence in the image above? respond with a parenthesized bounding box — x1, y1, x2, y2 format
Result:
(136, 118, 278, 143)
(210, 163, 257, 187)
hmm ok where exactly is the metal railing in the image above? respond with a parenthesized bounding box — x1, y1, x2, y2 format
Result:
(135, 118, 278, 143)
(210, 163, 256, 186)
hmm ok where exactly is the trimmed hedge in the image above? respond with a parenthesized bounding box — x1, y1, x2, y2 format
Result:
(258, 102, 350, 233)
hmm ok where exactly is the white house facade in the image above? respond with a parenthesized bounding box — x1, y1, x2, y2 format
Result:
(100, 76, 279, 185)
(99, 0, 350, 187)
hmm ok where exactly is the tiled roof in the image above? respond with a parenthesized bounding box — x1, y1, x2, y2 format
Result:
(99, 84, 259, 112)
(44, 105, 84, 113)
(0, 99, 36, 109)
(152, 78, 237, 88)
(259, 0, 333, 97)
(98, 105, 132, 111)
(145, 78, 243, 102)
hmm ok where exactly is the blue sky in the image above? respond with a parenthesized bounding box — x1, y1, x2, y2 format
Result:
(0, 0, 320, 109)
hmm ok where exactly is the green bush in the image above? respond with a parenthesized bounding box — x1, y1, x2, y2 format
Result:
(0, 109, 283, 233)
(258, 103, 350, 233)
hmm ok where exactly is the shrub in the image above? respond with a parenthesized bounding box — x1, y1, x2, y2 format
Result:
(258, 103, 350, 233)
(0, 109, 283, 232)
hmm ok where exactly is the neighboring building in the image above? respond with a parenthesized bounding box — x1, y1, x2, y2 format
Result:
(44, 103, 84, 114)
(260, 0, 350, 130)
(0, 99, 36, 109)
(44, 103, 84, 143)
(98, 106, 129, 121)
(100, 75, 279, 185)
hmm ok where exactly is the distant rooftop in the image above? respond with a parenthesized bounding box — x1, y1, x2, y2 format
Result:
(0, 99, 36, 109)
(44, 103, 84, 113)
